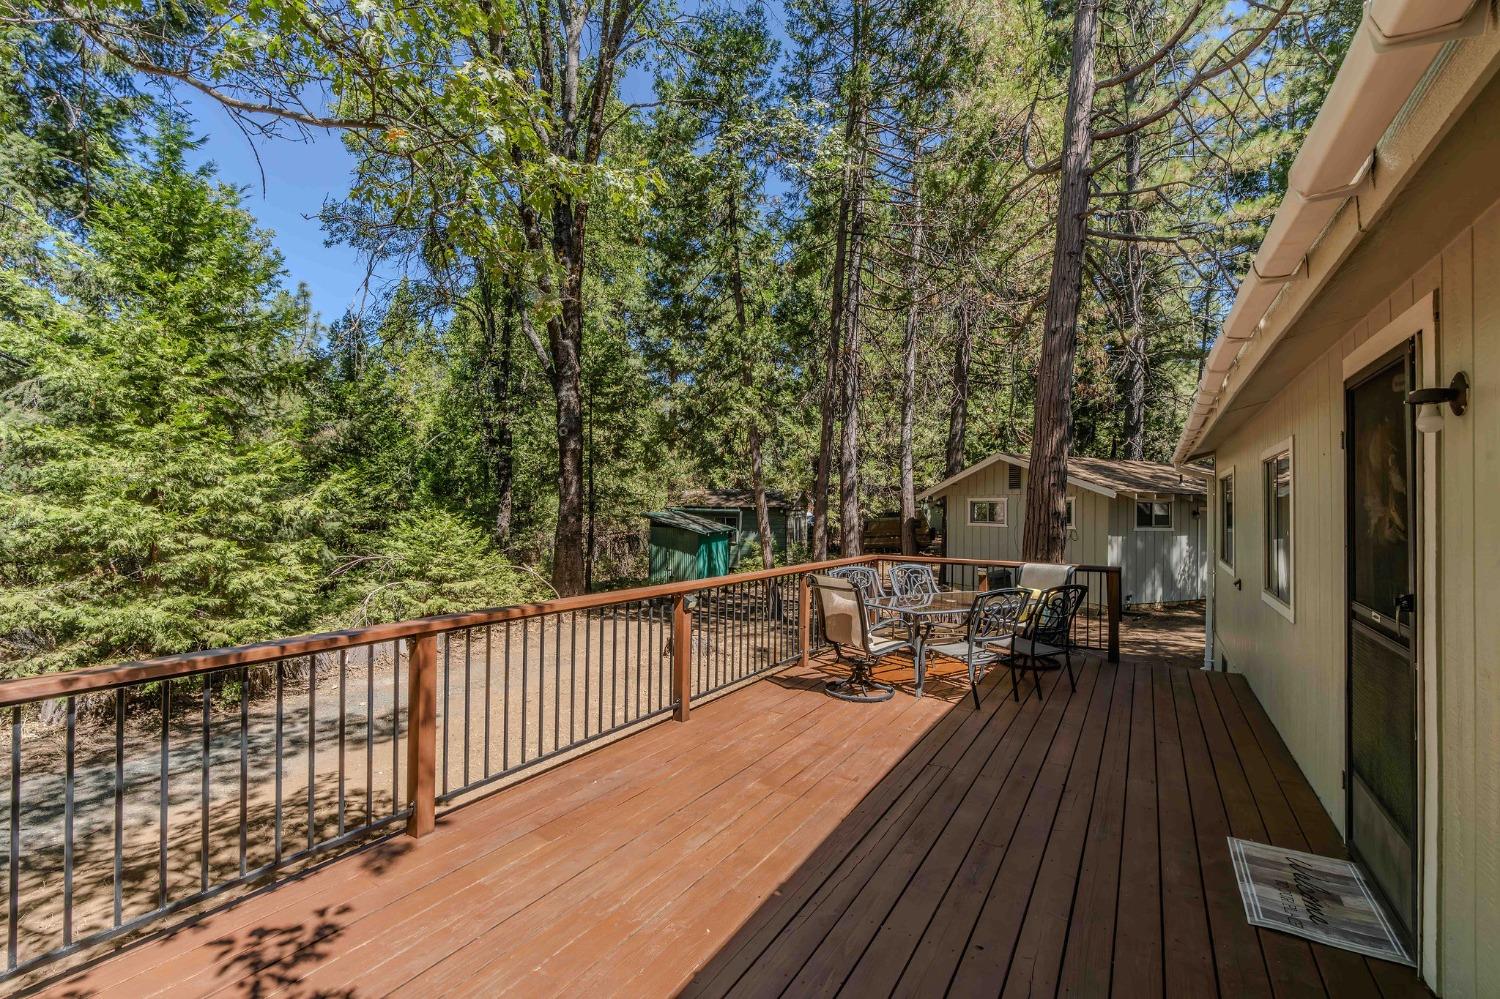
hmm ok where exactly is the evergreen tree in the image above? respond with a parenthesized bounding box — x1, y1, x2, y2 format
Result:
(0, 119, 326, 675)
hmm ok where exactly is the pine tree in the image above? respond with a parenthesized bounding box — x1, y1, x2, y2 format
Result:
(0, 119, 326, 675)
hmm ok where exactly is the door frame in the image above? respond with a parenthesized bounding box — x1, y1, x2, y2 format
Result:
(1340, 291, 1439, 981)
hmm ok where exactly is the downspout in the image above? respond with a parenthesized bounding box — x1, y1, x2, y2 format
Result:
(1201, 479, 1215, 669)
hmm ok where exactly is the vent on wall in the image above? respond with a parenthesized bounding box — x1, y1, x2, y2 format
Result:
(1008, 464, 1022, 490)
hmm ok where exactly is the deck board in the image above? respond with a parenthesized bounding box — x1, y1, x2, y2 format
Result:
(32, 635, 1428, 999)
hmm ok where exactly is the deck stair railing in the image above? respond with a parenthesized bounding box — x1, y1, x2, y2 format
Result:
(0, 554, 1118, 981)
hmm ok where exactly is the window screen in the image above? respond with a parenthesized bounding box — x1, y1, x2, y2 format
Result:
(1219, 474, 1234, 566)
(1264, 451, 1292, 604)
(1008, 464, 1022, 490)
(969, 498, 1007, 526)
(1135, 500, 1171, 529)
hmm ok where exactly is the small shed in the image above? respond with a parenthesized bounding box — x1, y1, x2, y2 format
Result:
(919, 452, 1210, 606)
(668, 488, 806, 567)
(645, 510, 733, 584)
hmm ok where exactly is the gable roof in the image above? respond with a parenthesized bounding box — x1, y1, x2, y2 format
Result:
(918, 452, 1207, 502)
(672, 487, 796, 510)
(644, 510, 734, 536)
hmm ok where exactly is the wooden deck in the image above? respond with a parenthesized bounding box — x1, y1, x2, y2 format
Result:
(31, 637, 1426, 997)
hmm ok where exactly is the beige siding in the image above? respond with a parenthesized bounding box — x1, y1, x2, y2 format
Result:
(932, 459, 1205, 603)
(1209, 201, 1500, 996)
(932, 458, 1109, 567)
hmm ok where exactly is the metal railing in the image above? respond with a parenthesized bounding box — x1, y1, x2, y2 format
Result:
(0, 553, 1117, 980)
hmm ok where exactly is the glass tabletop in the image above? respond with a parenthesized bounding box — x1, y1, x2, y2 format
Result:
(866, 590, 983, 617)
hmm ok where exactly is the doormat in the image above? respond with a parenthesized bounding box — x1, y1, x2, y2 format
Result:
(1227, 837, 1414, 965)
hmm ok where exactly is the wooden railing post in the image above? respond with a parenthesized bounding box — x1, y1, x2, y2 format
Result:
(672, 595, 692, 722)
(1106, 569, 1122, 663)
(798, 573, 811, 667)
(405, 633, 437, 838)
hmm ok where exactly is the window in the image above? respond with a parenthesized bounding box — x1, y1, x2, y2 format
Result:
(1263, 443, 1293, 610)
(1007, 464, 1023, 490)
(1135, 498, 1172, 530)
(1218, 472, 1234, 568)
(1065, 496, 1075, 527)
(968, 497, 1007, 527)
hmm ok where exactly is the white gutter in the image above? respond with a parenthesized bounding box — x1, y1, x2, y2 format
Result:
(1173, 0, 1489, 464)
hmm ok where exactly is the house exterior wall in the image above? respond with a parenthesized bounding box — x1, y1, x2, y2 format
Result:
(931, 459, 1206, 604)
(1206, 198, 1500, 996)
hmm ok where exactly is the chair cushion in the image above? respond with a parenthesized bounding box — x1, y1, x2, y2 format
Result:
(927, 640, 1004, 663)
(1014, 638, 1065, 658)
(869, 638, 913, 657)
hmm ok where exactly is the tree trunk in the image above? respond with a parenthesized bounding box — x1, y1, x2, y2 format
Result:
(837, 190, 865, 558)
(899, 166, 923, 555)
(1023, 0, 1100, 563)
(749, 428, 776, 568)
(944, 295, 972, 479)
(726, 194, 776, 570)
(549, 199, 588, 595)
(476, 273, 517, 545)
(1121, 82, 1148, 461)
(814, 0, 868, 560)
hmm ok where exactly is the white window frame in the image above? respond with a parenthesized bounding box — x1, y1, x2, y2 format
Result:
(1134, 496, 1174, 531)
(1217, 468, 1235, 571)
(967, 497, 1008, 527)
(1260, 437, 1294, 621)
(1064, 496, 1076, 528)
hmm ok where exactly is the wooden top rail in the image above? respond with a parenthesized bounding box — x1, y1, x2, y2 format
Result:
(871, 555, 1122, 576)
(0, 554, 876, 708)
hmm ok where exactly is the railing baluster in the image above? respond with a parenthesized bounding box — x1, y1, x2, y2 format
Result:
(504, 622, 513, 772)
(338, 649, 347, 837)
(307, 654, 317, 851)
(463, 628, 471, 790)
(569, 612, 578, 743)
(441, 632, 450, 797)
(552, 614, 561, 748)
(521, 621, 529, 765)
(274, 664, 283, 864)
(484, 627, 493, 779)
(584, 612, 593, 737)
(200, 679, 210, 893)
(9, 706, 19, 970)
(114, 687, 125, 926)
(159, 680, 170, 909)
(539, 616, 548, 755)
(365, 646, 373, 824)
(63, 696, 75, 946)
(239, 668, 248, 877)
(391, 641, 400, 815)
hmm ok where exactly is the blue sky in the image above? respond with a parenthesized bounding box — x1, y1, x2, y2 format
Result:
(174, 90, 379, 325)
(171, 1, 793, 325)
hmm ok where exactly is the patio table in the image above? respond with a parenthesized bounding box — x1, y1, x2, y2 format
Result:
(866, 589, 983, 697)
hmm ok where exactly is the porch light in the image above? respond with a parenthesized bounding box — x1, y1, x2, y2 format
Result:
(1407, 371, 1468, 434)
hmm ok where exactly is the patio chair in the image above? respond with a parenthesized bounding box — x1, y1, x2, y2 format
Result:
(1005, 584, 1088, 702)
(808, 574, 914, 702)
(828, 564, 903, 636)
(888, 562, 940, 598)
(924, 588, 1032, 710)
(1015, 562, 1076, 590)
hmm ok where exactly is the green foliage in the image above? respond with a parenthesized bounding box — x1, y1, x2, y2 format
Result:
(320, 507, 548, 627)
(0, 118, 326, 676)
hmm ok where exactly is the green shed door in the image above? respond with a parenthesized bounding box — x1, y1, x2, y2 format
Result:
(699, 534, 730, 579)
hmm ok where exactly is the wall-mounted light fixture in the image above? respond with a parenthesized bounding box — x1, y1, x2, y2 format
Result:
(1406, 371, 1469, 434)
